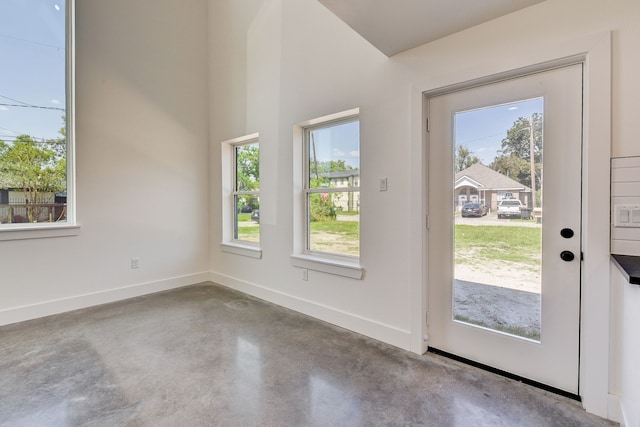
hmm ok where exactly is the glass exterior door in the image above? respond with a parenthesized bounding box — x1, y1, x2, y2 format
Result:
(427, 64, 583, 393)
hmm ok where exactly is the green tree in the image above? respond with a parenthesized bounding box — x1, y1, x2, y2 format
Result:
(498, 113, 543, 161)
(489, 155, 532, 186)
(455, 145, 480, 172)
(0, 134, 66, 222)
(490, 113, 543, 190)
(236, 144, 259, 191)
(315, 160, 353, 174)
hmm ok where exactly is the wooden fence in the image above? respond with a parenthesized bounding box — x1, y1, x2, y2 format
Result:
(0, 204, 67, 224)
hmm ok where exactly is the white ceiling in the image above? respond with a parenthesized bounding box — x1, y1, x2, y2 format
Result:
(317, 0, 546, 56)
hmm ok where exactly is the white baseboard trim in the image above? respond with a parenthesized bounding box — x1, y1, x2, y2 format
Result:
(0, 272, 210, 327)
(607, 393, 622, 424)
(209, 271, 411, 350)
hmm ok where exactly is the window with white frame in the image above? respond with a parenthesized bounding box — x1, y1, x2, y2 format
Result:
(233, 141, 260, 243)
(303, 115, 360, 258)
(221, 134, 260, 256)
(0, 0, 75, 230)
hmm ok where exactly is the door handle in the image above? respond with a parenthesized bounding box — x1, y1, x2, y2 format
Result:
(560, 251, 575, 262)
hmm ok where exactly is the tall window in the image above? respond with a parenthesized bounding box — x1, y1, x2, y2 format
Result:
(304, 117, 360, 258)
(0, 0, 73, 227)
(232, 140, 260, 243)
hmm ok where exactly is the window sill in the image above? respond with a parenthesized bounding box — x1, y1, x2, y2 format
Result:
(221, 242, 262, 259)
(0, 224, 81, 241)
(290, 254, 364, 279)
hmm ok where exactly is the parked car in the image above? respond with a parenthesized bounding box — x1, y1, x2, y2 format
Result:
(461, 203, 488, 218)
(251, 209, 260, 223)
(497, 199, 524, 219)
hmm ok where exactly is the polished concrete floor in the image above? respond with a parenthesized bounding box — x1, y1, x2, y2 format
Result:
(0, 283, 615, 426)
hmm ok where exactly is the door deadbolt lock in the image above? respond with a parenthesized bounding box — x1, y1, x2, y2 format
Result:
(560, 228, 574, 239)
(560, 251, 575, 262)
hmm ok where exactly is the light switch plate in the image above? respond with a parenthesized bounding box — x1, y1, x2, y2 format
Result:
(614, 205, 640, 228)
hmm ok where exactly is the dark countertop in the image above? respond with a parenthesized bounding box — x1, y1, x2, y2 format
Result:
(611, 254, 640, 285)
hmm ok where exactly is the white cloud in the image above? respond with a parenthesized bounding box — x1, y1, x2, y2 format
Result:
(349, 150, 360, 157)
(51, 99, 61, 105)
(0, 106, 8, 111)
(331, 148, 346, 157)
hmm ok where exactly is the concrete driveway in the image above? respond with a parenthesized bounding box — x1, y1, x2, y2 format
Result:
(456, 211, 540, 228)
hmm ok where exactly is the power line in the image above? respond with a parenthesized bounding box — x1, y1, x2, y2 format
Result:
(0, 95, 65, 112)
(0, 102, 64, 112)
(0, 34, 64, 51)
(0, 95, 30, 106)
(458, 132, 505, 145)
(0, 136, 63, 143)
(0, 125, 22, 135)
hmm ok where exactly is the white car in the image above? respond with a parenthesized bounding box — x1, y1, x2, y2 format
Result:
(497, 199, 524, 219)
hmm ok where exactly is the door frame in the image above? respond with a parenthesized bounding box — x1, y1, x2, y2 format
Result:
(409, 32, 611, 417)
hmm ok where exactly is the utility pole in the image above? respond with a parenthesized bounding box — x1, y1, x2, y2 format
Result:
(311, 132, 319, 180)
(529, 115, 537, 209)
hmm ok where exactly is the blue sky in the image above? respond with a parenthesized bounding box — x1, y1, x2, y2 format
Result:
(455, 98, 543, 165)
(0, 0, 66, 142)
(311, 120, 360, 169)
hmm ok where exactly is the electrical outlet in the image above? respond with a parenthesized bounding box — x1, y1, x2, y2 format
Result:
(131, 258, 140, 269)
(302, 269, 308, 281)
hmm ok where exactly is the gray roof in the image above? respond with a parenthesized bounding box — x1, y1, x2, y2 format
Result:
(320, 170, 360, 179)
(455, 163, 531, 191)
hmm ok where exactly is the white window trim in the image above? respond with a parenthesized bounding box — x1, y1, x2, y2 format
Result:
(0, 0, 78, 240)
(220, 133, 262, 259)
(0, 223, 80, 241)
(291, 108, 364, 279)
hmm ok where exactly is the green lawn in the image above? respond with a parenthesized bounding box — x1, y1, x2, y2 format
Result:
(236, 213, 361, 251)
(311, 220, 359, 236)
(309, 219, 359, 256)
(237, 217, 537, 263)
(237, 212, 259, 242)
(455, 224, 541, 268)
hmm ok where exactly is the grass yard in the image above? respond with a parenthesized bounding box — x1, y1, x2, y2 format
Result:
(309, 218, 360, 256)
(237, 212, 260, 242)
(235, 212, 360, 252)
(237, 216, 537, 263)
(455, 224, 541, 268)
(311, 220, 359, 236)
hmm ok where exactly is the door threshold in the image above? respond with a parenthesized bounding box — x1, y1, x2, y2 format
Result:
(427, 347, 580, 402)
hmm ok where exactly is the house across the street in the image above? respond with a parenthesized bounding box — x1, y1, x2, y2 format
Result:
(319, 170, 360, 212)
(455, 163, 532, 212)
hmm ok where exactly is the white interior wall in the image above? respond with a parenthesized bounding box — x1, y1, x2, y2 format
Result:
(208, 0, 640, 420)
(611, 265, 640, 426)
(0, 0, 636, 422)
(0, 0, 210, 324)
(209, 0, 416, 348)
